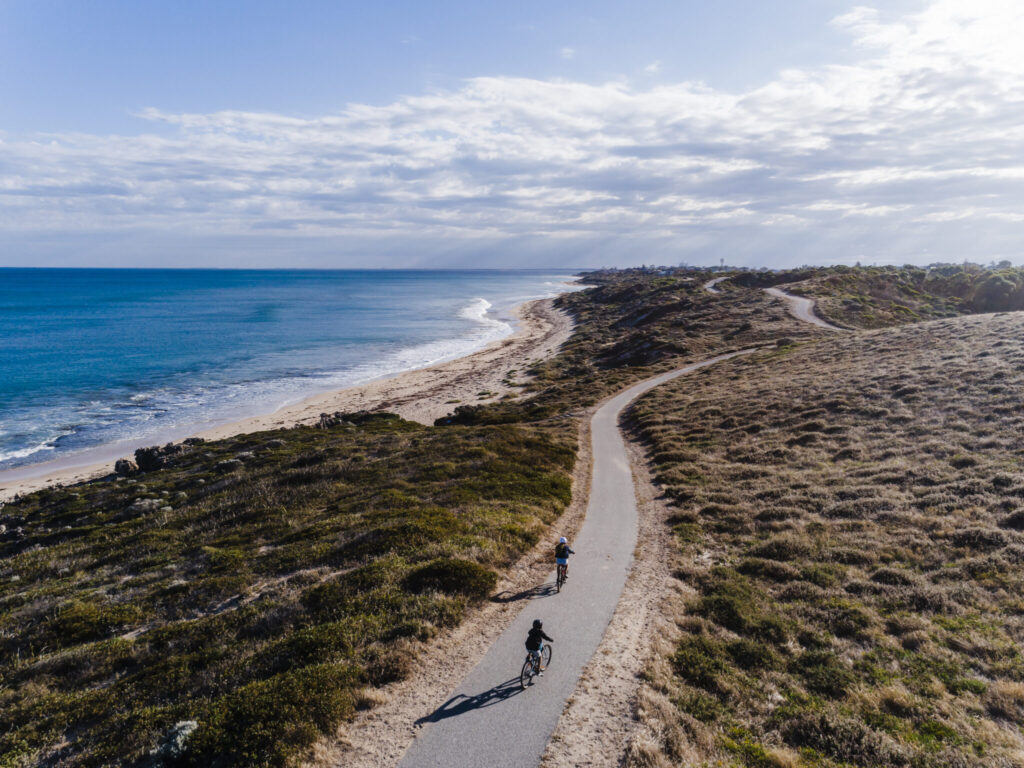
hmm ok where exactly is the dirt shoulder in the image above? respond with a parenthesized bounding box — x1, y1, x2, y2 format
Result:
(539, 431, 686, 768)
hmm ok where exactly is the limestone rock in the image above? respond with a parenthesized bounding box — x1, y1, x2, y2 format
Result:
(115, 458, 139, 477)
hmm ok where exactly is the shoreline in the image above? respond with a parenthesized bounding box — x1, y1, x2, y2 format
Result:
(0, 297, 574, 503)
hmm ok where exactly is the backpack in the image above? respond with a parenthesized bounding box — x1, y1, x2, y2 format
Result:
(555, 542, 569, 558)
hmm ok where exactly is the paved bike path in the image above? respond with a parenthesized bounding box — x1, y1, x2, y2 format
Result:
(398, 350, 755, 768)
(763, 287, 845, 331)
(703, 276, 729, 294)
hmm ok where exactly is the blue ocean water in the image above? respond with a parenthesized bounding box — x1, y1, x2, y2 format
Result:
(0, 269, 578, 472)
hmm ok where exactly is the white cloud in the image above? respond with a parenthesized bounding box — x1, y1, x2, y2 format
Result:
(3, 0, 1024, 267)
(644, 60, 661, 74)
(560, 46, 576, 60)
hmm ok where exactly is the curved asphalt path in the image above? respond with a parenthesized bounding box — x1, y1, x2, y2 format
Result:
(398, 350, 756, 768)
(703, 276, 729, 294)
(763, 286, 845, 331)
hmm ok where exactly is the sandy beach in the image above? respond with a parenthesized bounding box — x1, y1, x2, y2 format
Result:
(0, 298, 573, 503)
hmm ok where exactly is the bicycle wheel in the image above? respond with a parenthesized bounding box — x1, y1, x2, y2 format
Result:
(520, 657, 535, 689)
(556, 564, 566, 592)
(541, 644, 552, 670)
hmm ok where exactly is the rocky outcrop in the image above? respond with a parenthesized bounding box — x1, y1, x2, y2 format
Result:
(132, 438, 205, 473)
(115, 459, 138, 477)
(127, 499, 162, 514)
(0, 515, 27, 543)
(317, 411, 400, 429)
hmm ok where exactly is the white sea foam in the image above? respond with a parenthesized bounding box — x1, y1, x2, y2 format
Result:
(0, 277, 574, 473)
(458, 297, 510, 331)
(0, 438, 60, 464)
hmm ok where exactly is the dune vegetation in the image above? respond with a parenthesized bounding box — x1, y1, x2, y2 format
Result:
(727, 262, 1024, 329)
(627, 310, 1024, 767)
(3, 262, 1024, 767)
(0, 418, 573, 767)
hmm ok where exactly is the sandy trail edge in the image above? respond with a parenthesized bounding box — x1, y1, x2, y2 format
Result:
(0, 299, 572, 503)
(540, 430, 685, 768)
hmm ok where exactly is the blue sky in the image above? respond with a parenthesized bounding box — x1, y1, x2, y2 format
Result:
(2, 0, 1022, 269)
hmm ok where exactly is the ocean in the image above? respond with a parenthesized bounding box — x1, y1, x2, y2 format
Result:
(0, 268, 579, 474)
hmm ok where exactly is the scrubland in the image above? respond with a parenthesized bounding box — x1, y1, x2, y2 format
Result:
(451, 272, 822, 426)
(628, 311, 1024, 767)
(5, 263, 1024, 767)
(0, 419, 573, 767)
(736, 263, 1024, 329)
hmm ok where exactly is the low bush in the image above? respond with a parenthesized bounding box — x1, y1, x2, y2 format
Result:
(790, 650, 856, 698)
(693, 569, 790, 644)
(781, 712, 906, 766)
(403, 558, 498, 600)
(672, 634, 730, 691)
(748, 535, 812, 561)
(186, 663, 362, 767)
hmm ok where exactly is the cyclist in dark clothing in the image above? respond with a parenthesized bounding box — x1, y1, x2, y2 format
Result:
(525, 619, 553, 675)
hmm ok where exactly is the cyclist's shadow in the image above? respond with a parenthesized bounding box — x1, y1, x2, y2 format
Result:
(491, 581, 557, 603)
(414, 677, 523, 724)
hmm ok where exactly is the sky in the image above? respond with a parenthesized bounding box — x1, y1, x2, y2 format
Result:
(1, 0, 1022, 269)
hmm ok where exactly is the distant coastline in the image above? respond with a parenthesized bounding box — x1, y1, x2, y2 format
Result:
(0, 295, 575, 501)
(0, 268, 580, 481)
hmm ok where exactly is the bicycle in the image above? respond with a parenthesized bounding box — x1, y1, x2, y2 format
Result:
(556, 562, 567, 592)
(520, 644, 553, 689)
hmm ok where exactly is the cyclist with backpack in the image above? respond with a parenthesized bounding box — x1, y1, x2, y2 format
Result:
(555, 536, 575, 580)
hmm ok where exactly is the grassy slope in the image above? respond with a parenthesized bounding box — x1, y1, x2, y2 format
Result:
(731, 264, 1024, 330)
(6, 265, 1017, 767)
(452, 273, 822, 426)
(0, 420, 573, 767)
(628, 312, 1024, 767)
(0, 272, 820, 768)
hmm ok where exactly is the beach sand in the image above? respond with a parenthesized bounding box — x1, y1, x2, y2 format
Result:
(0, 298, 573, 503)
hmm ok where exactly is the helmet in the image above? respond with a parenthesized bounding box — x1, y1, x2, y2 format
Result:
(533, 619, 543, 629)
(559, 537, 567, 544)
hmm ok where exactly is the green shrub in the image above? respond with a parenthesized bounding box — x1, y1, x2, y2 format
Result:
(738, 557, 800, 582)
(45, 600, 144, 647)
(676, 690, 727, 722)
(186, 663, 362, 767)
(749, 535, 812, 562)
(722, 727, 789, 768)
(694, 568, 791, 644)
(249, 622, 358, 676)
(402, 558, 498, 600)
(801, 563, 846, 588)
(791, 650, 856, 698)
(817, 597, 872, 638)
(727, 638, 779, 671)
(672, 634, 730, 691)
(781, 712, 906, 766)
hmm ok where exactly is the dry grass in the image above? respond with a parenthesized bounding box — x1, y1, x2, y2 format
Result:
(627, 311, 1024, 767)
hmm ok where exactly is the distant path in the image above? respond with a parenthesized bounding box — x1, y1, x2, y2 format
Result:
(397, 350, 756, 768)
(703, 276, 729, 294)
(763, 286, 844, 331)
